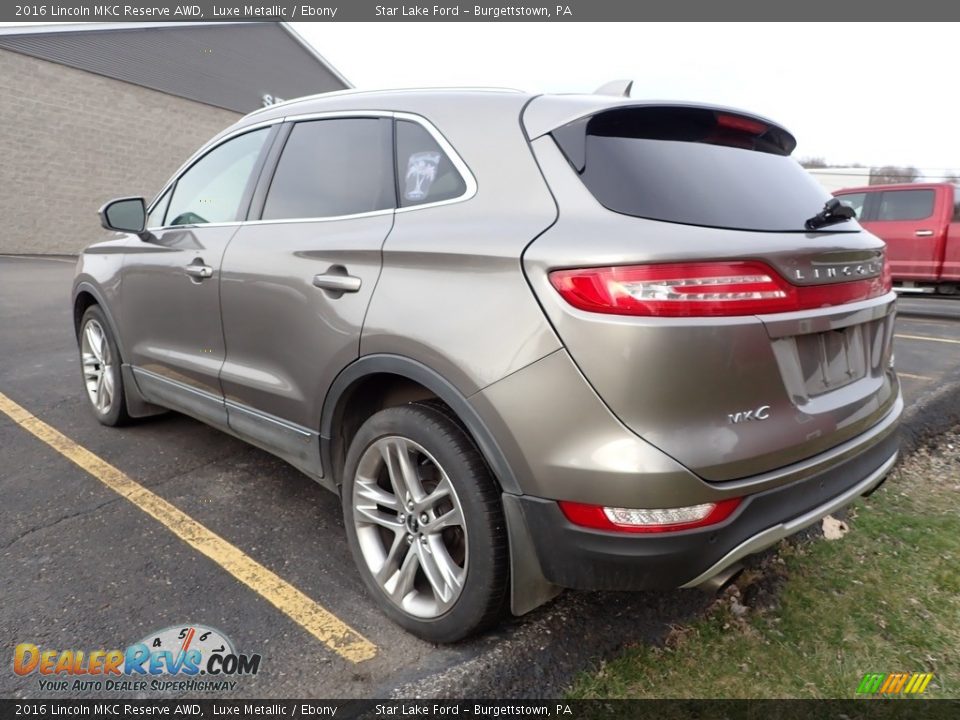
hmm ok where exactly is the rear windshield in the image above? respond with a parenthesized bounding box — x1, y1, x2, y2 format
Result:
(552, 107, 858, 233)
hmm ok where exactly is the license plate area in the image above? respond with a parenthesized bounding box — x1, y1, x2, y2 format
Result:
(797, 324, 869, 396)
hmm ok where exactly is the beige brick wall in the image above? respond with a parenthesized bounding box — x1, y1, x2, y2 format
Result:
(0, 48, 242, 254)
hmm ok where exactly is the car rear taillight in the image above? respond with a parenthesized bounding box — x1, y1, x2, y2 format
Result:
(881, 254, 893, 293)
(549, 261, 890, 318)
(558, 498, 742, 534)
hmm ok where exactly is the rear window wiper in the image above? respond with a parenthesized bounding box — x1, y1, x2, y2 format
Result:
(805, 198, 856, 230)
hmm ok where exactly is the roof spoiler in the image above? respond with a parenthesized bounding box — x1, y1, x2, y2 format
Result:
(593, 80, 633, 97)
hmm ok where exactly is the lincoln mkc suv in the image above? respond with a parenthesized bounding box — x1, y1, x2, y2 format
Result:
(74, 86, 902, 641)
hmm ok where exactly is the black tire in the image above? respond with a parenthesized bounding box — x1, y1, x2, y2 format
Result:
(341, 402, 508, 642)
(78, 305, 131, 427)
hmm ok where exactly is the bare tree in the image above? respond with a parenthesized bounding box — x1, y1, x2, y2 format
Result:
(799, 157, 828, 169)
(869, 166, 920, 185)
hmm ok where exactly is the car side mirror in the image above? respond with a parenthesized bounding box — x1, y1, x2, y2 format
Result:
(99, 197, 145, 233)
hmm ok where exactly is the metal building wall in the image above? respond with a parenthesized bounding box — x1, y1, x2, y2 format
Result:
(0, 23, 348, 114)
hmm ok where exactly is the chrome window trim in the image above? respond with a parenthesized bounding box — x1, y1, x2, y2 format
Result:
(243, 208, 395, 227)
(145, 110, 476, 231)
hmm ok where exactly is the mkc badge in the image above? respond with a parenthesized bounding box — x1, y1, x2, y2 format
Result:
(728, 405, 771, 424)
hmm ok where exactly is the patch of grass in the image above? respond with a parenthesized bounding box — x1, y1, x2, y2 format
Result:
(569, 432, 960, 699)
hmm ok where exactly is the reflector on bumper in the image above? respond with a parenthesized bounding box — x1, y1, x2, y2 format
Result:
(559, 498, 742, 533)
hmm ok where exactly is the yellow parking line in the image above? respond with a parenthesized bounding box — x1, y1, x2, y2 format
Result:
(0, 391, 377, 664)
(895, 333, 960, 345)
(896, 372, 933, 381)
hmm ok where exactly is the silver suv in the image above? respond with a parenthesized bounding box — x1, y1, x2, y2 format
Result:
(74, 88, 902, 642)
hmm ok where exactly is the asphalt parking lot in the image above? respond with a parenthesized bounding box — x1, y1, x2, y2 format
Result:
(3, 255, 960, 700)
(891, 296, 960, 402)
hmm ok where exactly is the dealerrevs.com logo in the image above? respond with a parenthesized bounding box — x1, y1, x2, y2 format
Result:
(13, 624, 261, 693)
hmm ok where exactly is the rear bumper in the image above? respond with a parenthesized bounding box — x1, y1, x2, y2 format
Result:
(515, 406, 901, 591)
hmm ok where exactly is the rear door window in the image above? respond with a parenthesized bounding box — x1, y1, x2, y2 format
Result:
(261, 118, 394, 220)
(395, 120, 467, 208)
(876, 189, 935, 221)
(551, 107, 857, 233)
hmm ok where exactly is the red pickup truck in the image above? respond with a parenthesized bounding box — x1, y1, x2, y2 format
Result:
(834, 183, 960, 294)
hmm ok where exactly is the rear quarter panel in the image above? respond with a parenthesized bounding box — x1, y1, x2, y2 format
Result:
(360, 95, 562, 395)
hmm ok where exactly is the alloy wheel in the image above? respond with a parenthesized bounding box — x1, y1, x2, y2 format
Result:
(352, 436, 468, 619)
(81, 319, 114, 414)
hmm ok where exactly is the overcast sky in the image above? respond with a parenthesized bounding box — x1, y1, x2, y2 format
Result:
(295, 22, 960, 177)
(4, 21, 957, 175)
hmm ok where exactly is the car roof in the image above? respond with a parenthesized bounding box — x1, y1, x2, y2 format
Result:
(241, 87, 531, 121)
(228, 86, 792, 143)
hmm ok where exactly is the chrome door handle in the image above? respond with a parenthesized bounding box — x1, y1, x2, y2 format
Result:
(185, 264, 214, 279)
(313, 269, 361, 294)
(915, 230, 934, 237)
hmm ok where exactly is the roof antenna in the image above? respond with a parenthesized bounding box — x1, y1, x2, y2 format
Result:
(593, 80, 633, 97)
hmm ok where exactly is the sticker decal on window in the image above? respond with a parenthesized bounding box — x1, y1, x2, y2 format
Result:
(404, 151, 441, 201)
